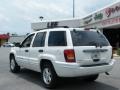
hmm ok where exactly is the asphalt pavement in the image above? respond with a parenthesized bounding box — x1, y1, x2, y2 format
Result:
(0, 47, 120, 90)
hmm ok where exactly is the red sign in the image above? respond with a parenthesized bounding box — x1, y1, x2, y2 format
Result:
(0, 34, 10, 39)
(102, 17, 120, 26)
(105, 5, 120, 17)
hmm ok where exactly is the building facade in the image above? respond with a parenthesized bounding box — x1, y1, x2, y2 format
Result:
(31, 1, 120, 49)
(80, 1, 120, 49)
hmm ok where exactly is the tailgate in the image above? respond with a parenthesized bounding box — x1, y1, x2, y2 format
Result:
(74, 46, 112, 66)
(70, 29, 112, 66)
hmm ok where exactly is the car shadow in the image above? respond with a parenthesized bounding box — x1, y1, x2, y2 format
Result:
(14, 69, 118, 90)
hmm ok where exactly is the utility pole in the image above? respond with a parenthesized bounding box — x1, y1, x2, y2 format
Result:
(73, 0, 75, 18)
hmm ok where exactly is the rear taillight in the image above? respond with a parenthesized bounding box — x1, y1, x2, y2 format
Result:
(64, 49, 76, 62)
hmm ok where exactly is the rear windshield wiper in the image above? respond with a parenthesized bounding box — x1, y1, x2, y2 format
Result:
(88, 41, 97, 46)
(88, 41, 103, 48)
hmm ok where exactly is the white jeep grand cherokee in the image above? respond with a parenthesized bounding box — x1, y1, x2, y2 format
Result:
(9, 28, 115, 88)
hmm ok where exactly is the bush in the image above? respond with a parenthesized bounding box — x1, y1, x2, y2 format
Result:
(117, 48, 120, 55)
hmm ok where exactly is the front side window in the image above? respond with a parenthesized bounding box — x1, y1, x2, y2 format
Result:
(21, 34, 34, 47)
(71, 30, 110, 46)
(32, 32, 46, 47)
(48, 31, 67, 46)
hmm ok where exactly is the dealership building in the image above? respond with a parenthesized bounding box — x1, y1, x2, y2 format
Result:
(80, 1, 120, 49)
(32, 1, 120, 49)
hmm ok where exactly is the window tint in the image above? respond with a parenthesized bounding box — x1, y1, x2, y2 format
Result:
(48, 31, 67, 46)
(32, 32, 46, 47)
(21, 34, 34, 47)
(71, 30, 109, 46)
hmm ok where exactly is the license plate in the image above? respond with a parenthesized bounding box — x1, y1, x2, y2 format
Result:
(91, 52, 100, 59)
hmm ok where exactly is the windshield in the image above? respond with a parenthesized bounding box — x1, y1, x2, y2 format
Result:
(71, 30, 110, 46)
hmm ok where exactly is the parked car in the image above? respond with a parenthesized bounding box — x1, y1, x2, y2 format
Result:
(2, 42, 15, 47)
(9, 28, 115, 88)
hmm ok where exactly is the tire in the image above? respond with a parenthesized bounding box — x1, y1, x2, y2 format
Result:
(84, 74, 99, 81)
(41, 63, 57, 89)
(10, 56, 20, 73)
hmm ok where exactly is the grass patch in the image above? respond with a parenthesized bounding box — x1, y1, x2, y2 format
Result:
(117, 48, 120, 56)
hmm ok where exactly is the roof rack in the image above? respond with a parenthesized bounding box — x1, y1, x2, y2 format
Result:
(34, 26, 69, 31)
(31, 19, 81, 31)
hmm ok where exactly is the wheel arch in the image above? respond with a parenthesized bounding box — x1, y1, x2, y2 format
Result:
(40, 59, 57, 76)
(38, 54, 56, 71)
(9, 53, 15, 60)
(40, 59, 53, 70)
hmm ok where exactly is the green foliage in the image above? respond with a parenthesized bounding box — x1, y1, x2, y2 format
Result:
(117, 48, 120, 55)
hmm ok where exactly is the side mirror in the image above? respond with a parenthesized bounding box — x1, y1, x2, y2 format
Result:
(15, 43, 21, 47)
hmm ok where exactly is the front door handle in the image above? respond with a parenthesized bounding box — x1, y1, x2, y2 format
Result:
(25, 50, 29, 52)
(38, 50, 43, 52)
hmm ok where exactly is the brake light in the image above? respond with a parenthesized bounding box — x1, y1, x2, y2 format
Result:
(64, 49, 76, 62)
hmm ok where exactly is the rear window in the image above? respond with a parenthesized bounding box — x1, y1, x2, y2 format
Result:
(71, 30, 109, 46)
(48, 31, 67, 46)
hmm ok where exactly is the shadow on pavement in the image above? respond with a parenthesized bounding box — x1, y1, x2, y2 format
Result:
(14, 69, 118, 90)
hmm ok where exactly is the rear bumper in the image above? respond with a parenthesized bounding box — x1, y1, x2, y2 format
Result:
(53, 59, 115, 77)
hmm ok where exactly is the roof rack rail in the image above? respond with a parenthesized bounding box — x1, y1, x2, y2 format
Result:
(47, 26, 69, 29)
(34, 26, 69, 31)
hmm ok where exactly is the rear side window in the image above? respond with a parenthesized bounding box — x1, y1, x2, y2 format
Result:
(71, 30, 109, 46)
(32, 32, 46, 47)
(48, 31, 67, 46)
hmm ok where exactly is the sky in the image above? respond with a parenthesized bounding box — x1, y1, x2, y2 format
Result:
(0, 0, 120, 35)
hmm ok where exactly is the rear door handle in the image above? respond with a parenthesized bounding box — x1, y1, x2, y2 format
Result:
(25, 50, 29, 52)
(38, 50, 43, 52)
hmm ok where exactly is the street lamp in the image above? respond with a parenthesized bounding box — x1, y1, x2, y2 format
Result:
(73, 0, 75, 18)
(39, 16, 44, 21)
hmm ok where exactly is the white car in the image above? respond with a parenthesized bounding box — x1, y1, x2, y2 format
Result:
(2, 42, 14, 47)
(9, 28, 115, 88)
